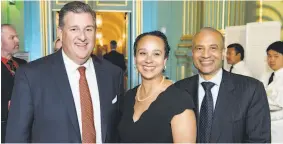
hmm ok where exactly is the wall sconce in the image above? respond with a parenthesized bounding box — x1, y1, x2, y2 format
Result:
(9, 0, 16, 5)
(96, 14, 102, 28)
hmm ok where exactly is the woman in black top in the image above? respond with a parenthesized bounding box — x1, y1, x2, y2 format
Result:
(118, 31, 196, 143)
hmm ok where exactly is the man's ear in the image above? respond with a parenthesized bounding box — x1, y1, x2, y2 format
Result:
(236, 52, 241, 60)
(57, 27, 62, 41)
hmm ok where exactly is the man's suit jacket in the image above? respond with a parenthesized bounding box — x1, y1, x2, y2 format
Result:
(104, 51, 126, 72)
(1, 57, 27, 143)
(1, 57, 27, 121)
(5, 49, 124, 143)
(174, 70, 271, 143)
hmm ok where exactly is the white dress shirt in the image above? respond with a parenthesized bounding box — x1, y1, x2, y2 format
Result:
(230, 61, 253, 77)
(198, 69, 223, 112)
(260, 67, 283, 120)
(62, 50, 102, 143)
(260, 67, 283, 143)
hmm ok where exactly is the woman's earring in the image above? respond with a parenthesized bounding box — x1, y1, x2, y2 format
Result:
(164, 65, 166, 71)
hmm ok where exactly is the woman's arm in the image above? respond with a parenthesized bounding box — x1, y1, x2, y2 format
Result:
(171, 109, 196, 143)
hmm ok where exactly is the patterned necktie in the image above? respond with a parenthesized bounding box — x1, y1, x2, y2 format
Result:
(199, 82, 215, 143)
(78, 66, 96, 143)
(7, 59, 17, 75)
(229, 65, 234, 73)
(268, 72, 274, 85)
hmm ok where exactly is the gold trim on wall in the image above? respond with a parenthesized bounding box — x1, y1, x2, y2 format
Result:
(183, 0, 186, 35)
(234, 1, 237, 25)
(240, 1, 243, 25)
(189, 1, 192, 34)
(136, 0, 142, 36)
(40, 1, 48, 56)
(221, 0, 225, 30)
(228, 0, 230, 26)
(178, 44, 192, 48)
(212, 1, 215, 27)
(242, 2, 247, 24)
(56, 0, 88, 5)
(181, 35, 193, 41)
(237, 1, 241, 25)
(181, 66, 185, 80)
(219, 0, 220, 29)
(258, 0, 263, 22)
(96, 0, 127, 6)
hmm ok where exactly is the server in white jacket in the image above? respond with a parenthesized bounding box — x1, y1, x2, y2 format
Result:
(226, 43, 253, 77)
(260, 41, 283, 143)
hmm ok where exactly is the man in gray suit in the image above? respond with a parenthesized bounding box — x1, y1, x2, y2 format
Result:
(5, 1, 124, 143)
(174, 27, 271, 143)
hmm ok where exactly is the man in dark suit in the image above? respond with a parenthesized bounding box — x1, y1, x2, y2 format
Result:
(1, 24, 27, 143)
(104, 40, 126, 72)
(174, 27, 271, 143)
(6, 2, 124, 143)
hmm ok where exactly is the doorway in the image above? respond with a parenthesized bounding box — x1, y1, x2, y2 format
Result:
(94, 12, 130, 90)
(51, 11, 131, 90)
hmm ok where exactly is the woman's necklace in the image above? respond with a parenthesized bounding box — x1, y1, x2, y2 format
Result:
(136, 76, 165, 102)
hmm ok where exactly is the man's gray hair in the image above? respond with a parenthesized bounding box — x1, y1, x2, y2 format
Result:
(58, 1, 96, 28)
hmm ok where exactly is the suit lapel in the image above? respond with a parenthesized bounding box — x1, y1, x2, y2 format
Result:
(50, 50, 81, 141)
(2, 62, 14, 78)
(92, 56, 108, 142)
(182, 76, 200, 141)
(210, 70, 235, 142)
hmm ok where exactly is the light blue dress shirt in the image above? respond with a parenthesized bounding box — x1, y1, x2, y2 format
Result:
(198, 69, 223, 112)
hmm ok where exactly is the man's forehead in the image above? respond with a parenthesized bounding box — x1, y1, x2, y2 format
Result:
(2, 26, 16, 34)
(63, 12, 94, 20)
(268, 50, 283, 55)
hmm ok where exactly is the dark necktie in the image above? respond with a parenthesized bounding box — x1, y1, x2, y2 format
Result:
(7, 59, 17, 75)
(229, 65, 234, 73)
(78, 66, 96, 143)
(199, 82, 215, 143)
(268, 72, 274, 85)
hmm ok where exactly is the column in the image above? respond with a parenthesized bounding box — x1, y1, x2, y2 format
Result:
(175, 1, 202, 80)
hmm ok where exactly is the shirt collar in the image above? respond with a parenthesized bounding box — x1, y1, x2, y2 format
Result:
(274, 67, 283, 78)
(1, 57, 9, 64)
(233, 61, 244, 68)
(1, 56, 13, 64)
(62, 49, 92, 73)
(199, 69, 223, 86)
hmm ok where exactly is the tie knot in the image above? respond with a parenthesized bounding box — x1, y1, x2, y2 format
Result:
(268, 72, 275, 85)
(201, 82, 215, 91)
(78, 66, 86, 76)
(271, 72, 275, 77)
(229, 65, 234, 72)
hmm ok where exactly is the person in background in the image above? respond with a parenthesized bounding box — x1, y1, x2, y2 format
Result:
(260, 41, 283, 143)
(226, 43, 253, 77)
(118, 31, 196, 143)
(174, 27, 271, 143)
(1, 24, 27, 143)
(5, 1, 124, 143)
(104, 40, 126, 72)
(54, 38, 62, 52)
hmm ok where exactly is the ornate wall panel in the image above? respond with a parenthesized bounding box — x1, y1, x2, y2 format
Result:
(256, 0, 283, 40)
(175, 0, 246, 80)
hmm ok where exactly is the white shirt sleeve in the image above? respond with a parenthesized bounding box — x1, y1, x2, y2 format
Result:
(267, 78, 283, 121)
